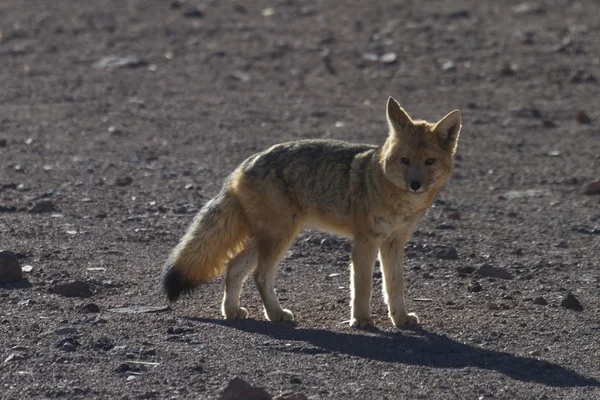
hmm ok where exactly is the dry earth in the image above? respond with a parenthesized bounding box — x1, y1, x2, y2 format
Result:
(0, 0, 599, 399)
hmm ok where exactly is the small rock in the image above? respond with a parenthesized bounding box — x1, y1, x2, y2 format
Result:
(511, 106, 542, 119)
(93, 56, 147, 70)
(468, 281, 482, 293)
(476, 264, 514, 280)
(436, 247, 459, 260)
(380, 52, 397, 64)
(512, 3, 545, 15)
(289, 377, 302, 384)
(82, 303, 100, 313)
(21, 265, 33, 273)
(228, 71, 251, 82)
(441, 60, 456, 72)
(447, 10, 470, 19)
(274, 394, 308, 400)
(28, 199, 56, 213)
(443, 209, 461, 220)
(569, 70, 597, 84)
(51, 280, 93, 298)
(583, 181, 600, 195)
(533, 296, 548, 306)
(114, 176, 133, 187)
(108, 305, 170, 314)
(487, 303, 500, 310)
(221, 377, 272, 400)
(56, 336, 80, 351)
(529, 350, 542, 357)
(93, 337, 114, 351)
(0, 250, 23, 284)
(576, 111, 591, 124)
(499, 62, 517, 76)
(456, 265, 476, 274)
(560, 293, 583, 311)
(4, 353, 26, 363)
(182, 7, 203, 18)
(0, 138, 7, 148)
(55, 327, 78, 335)
(362, 52, 379, 62)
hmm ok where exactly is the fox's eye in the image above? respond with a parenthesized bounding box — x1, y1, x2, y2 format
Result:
(401, 158, 410, 165)
(425, 158, 435, 165)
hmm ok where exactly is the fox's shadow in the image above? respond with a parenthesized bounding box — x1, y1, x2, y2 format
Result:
(186, 317, 599, 388)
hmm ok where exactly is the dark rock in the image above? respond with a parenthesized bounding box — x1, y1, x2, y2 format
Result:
(533, 296, 548, 306)
(468, 281, 482, 293)
(447, 10, 470, 19)
(561, 293, 583, 311)
(93, 337, 115, 351)
(583, 181, 600, 195)
(569, 70, 597, 84)
(511, 106, 542, 119)
(28, 199, 56, 213)
(0, 138, 7, 148)
(576, 111, 591, 124)
(274, 394, 308, 400)
(476, 264, 514, 280)
(436, 247, 459, 260)
(499, 63, 517, 77)
(289, 377, 302, 384)
(82, 303, 100, 313)
(183, 7, 204, 18)
(573, 226, 600, 235)
(114, 176, 133, 187)
(56, 335, 80, 351)
(0, 250, 23, 284)
(456, 266, 476, 274)
(107, 305, 170, 314)
(221, 377, 272, 400)
(51, 280, 93, 298)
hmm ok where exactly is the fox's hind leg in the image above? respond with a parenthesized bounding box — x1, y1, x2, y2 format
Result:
(222, 239, 258, 320)
(253, 223, 302, 322)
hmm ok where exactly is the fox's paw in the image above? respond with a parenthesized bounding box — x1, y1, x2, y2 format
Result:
(391, 312, 419, 327)
(350, 316, 376, 329)
(266, 308, 294, 322)
(223, 307, 249, 320)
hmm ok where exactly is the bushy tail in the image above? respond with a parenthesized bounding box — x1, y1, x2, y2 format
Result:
(162, 188, 249, 302)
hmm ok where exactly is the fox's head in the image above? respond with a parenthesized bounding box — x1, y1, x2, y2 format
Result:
(381, 97, 461, 194)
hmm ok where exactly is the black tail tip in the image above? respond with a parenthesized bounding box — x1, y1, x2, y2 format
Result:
(162, 267, 195, 302)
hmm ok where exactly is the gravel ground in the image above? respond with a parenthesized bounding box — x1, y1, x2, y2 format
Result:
(0, 0, 599, 399)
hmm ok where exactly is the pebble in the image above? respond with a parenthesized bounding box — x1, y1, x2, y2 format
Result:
(0, 250, 23, 284)
(0, 138, 7, 147)
(436, 247, 459, 260)
(380, 52, 397, 64)
(51, 280, 93, 298)
(576, 111, 591, 124)
(583, 181, 600, 195)
(499, 62, 517, 77)
(93, 56, 147, 70)
(274, 393, 308, 400)
(82, 303, 100, 313)
(456, 265, 476, 274)
(569, 70, 597, 84)
(182, 7, 203, 18)
(221, 377, 272, 400)
(476, 264, 514, 280)
(533, 296, 548, 306)
(441, 60, 456, 72)
(4, 353, 26, 363)
(28, 199, 56, 213)
(114, 176, 133, 187)
(468, 281, 482, 293)
(561, 293, 583, 311)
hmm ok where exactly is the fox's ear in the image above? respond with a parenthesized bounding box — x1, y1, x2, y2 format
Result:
(386, 96, 413, 135)
(433, 110, 461, 153)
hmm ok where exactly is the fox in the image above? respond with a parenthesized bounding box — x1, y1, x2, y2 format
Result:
(162, 97, 461, 328)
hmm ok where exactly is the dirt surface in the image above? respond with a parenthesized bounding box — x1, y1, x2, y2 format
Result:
(1, 0, 599, 399)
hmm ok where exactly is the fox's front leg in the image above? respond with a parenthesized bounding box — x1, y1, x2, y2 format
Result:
(349, 238, 378, 328)
(380, 234, 419, 327)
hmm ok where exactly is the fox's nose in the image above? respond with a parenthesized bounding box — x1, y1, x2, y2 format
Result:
(410, 181, 422, 191)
